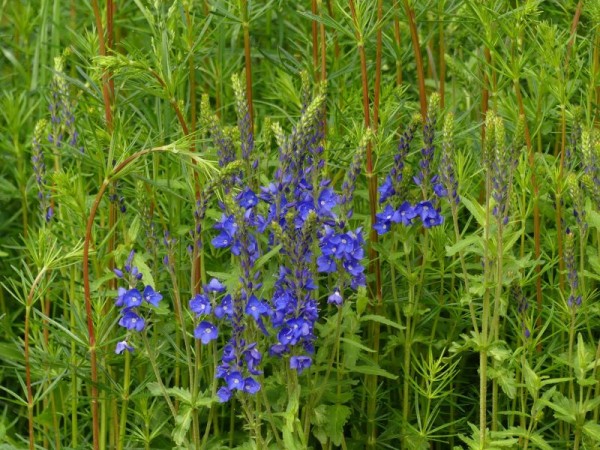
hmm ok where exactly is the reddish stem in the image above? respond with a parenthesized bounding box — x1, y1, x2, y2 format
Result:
(404, 0, 427, 118)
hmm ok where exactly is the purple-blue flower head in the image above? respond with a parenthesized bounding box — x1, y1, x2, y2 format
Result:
(115, 287, 127, 307)
(378, 175, 395, 204)
(290, 355, 312, 374)
(245, 295, 269, 321)
(328, 289, 343, 306)
(397, 201, 417, 226)
(143, 285, 163, 307)
(115, 340, 134, 354)
(226, 371, 244, 391)
(190, 294, 212, 316)
(236, 188, 258, 209)
(122, 288, 143, 308)
(243, 377, 261, 394)
(217, 387, 232, 403)
(206, 278, 226, 293)
(214, 294, 233, 319)
(194, 321, 219, 344)
(317, 188, 338, 218)
(119, 310, 145, 332)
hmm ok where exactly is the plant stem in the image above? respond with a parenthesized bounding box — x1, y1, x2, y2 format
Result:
(24, 267, 48, 450)
(403, 0, 427, 118)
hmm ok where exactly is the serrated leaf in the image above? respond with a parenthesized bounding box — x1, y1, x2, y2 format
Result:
(583, 421, 600, 442)
(172, 405, 192, 446)
(325, 404, 351, 447)
(356, 286, 368, 316)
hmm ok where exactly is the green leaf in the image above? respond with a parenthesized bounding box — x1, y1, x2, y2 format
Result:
(355, 286, 368, 316)
(583, 421, 600, 442)
(460, 195, 486, 227)
(339, 337, 374, 353)
(445, 234, 481, 257)
(133, 253, 155, 289)
(360, 314, 405, 332)
(325, 405, 351, 447)
(352, 365, 398, 380)
(254, 244, 282, 270)
(172, 405, 192, 446)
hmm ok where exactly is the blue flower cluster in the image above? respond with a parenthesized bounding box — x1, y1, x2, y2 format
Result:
(113, 250, 163, 354)
(190, 75, 366, 403)
(31, 120, 53, 223)
(375, 96, 448, 235)
(48, 56, 81, 152)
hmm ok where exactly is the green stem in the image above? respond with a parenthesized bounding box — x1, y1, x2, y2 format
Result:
(117, 351, 131, 450)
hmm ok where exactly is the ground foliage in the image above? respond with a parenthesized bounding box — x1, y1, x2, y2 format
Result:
(1, 1, 600, 449)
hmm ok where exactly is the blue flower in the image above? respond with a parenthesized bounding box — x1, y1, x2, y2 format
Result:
(415, 201, 443, 228)
(212, 232, 233, 248)
(317, 255, 337, 273)
(226, 371, 244, 391)
(215, 294, 233, 319)
(245, 295, 269, 320)
(433, 183, 447, 198)
(378, 175, 395, 203)
(244, 344, 262, 375)
(115, 287, 127, 307)
(374, 204, 400, 235)
(328, 289, 343, 306)
(290, 355, 312, 374)
(243, 377, 261, 394)
(217, 387, 232, 403)
(236, 188, 258, 209)
(143, 285, 162, 307)
(316, 188, 338, 218)
(122, 288, 143, 308)
(190, 294, 212, 316)
(119, 310, 145, 332)
(206, 278, 226, 293)
(115, 340, 134, 354)
(397, 201, 417, 226)
(194, 321, 218, 344)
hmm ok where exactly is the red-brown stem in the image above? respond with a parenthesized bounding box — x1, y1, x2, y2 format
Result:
(326, 0, 340, 61)
(107, 0, 115, 100)
(91, 0, 113, 130)
(312, 0, 319, 73)
(83, 147, 172, 450)
(348, 0, 381, 303)
(404, 0, 427, 118)
(149, 70, 190, 136)
(320, 8, 327, 82)
(438, 1, 446, 109)
(242, 0, 254, 133)
(185, 5, 202, 294)
(564, 0, 584, 70)
(348, 2, 382, 448)
(83, 183, 107, 450)
(556, 1, 584, 294)
(25, 268, 48, 450)
(373, 0, 383, 131)
(393, 1, 403, 86)
(481, 47, 491, 146)
(514, 76, 541, 348)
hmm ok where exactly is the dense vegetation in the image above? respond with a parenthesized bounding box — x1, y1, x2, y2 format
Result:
(1, 1, 600, 449)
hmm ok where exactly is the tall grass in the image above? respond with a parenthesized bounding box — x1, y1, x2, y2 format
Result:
(1, 1, 600, 449)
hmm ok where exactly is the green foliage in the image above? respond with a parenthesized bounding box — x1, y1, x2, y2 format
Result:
(1, 0, 600, 449)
